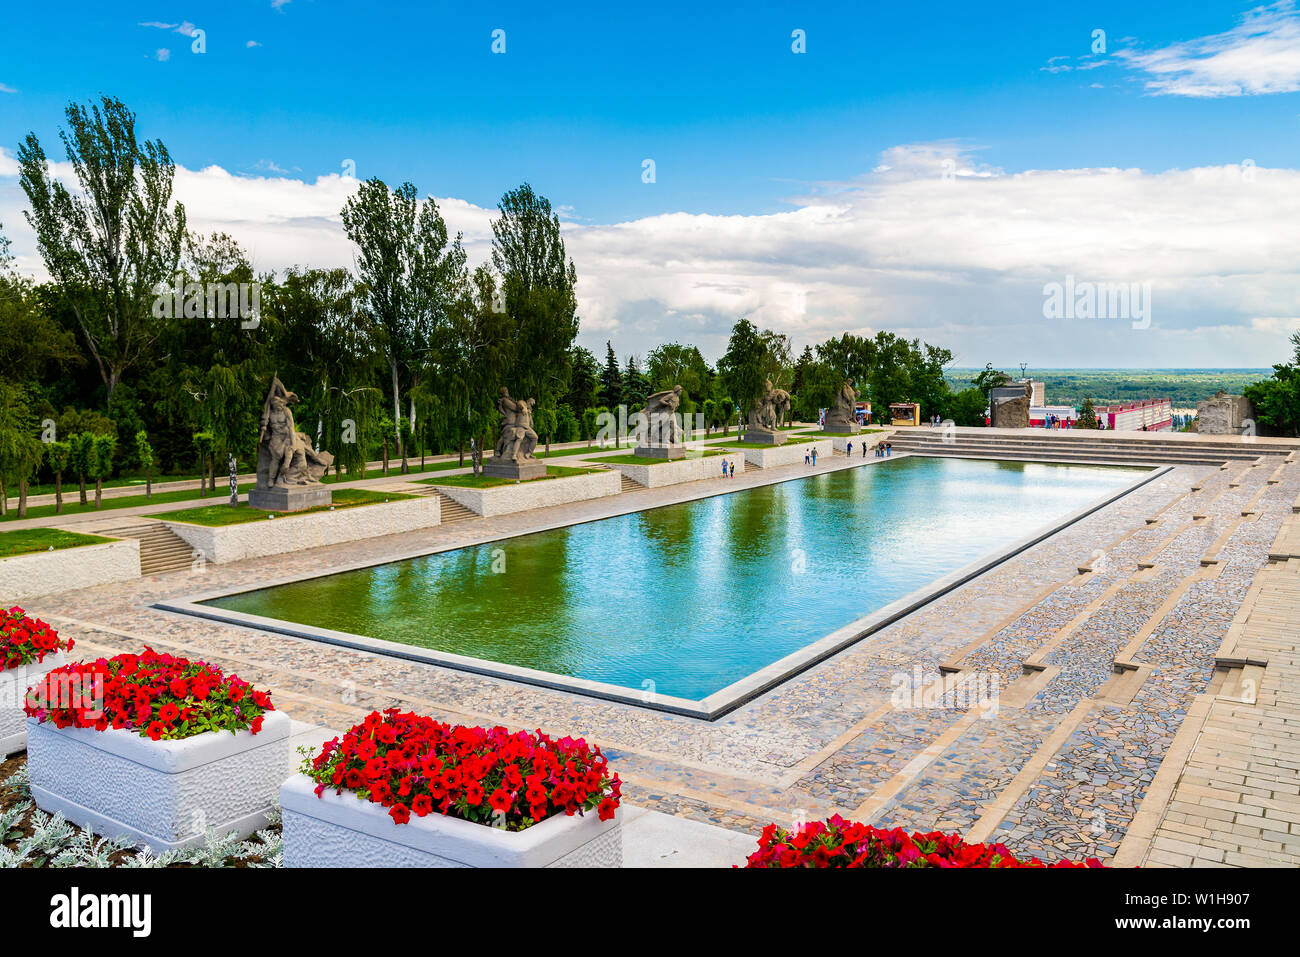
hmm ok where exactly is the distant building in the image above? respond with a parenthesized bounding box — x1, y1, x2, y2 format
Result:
(1096, 398, 1173, 432)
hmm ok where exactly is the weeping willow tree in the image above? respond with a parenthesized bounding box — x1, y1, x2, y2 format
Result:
(183, 362, 264, 492)
(0, 383, 44, 517)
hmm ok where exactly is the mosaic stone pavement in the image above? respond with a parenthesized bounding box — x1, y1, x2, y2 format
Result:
(20, 451, 1300, 864)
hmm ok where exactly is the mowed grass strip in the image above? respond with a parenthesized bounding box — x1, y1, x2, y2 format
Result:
(159, 488, 414, 526)
(0, 527, 111, 558)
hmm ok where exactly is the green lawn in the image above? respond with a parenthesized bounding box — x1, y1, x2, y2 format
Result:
(0, 482, 262, 525)
(794, 428, 886, 437)
(590, 450, 725, 466)
(0, 527, 111, 558)
(704, 436, 804, 448)
(421, 464, 598, 489)
(159, 488, 413, 526)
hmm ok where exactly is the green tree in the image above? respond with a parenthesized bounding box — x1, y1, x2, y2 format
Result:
(1243, 332, 1300, 437)
(17, 95, 186, 403)
(191, 431, 215, 497)
(341, 178, 466, 472)
(45, 439, 71, 514)
(621, 355, 651, 411)
(718, 319, 767, 423)
(89, 433, 118, 508)
(946, 387, 987, 428)
(135, 429, 155, 497)
(425, 266, 513, 474)
(0, 384, 44, 518)
(971, 363, 1009, 409)
(599, 341, 622, 409)
(492, 184, 578, 416)
(1077, 396, 1099, 430)
(66, 432, 94, 505)
(564, 345, 600, 413)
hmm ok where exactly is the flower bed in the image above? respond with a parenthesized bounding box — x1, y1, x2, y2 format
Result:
(282, 708, 624, 867)
(1, 608, 74, 757)
(743, 815, 1106, 868)
(23, 648, 289, 852)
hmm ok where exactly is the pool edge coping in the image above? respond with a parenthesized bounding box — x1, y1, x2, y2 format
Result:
(152, 460, 1174, 721)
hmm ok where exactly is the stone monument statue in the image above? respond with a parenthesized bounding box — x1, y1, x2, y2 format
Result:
(485, 387, 546, 480)
(249, 375, 335, 511)
(634, 384, 687, 459)
(823, 380, 861, 434)
(743, 378, 791, 445)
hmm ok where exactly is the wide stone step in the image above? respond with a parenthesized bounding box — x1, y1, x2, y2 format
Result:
(437, 496, 480, 525)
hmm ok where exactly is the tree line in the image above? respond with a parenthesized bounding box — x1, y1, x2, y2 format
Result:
(0, 95, 1014, 517)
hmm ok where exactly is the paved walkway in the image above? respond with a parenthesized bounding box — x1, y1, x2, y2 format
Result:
(1115, 505, 1300, 867)
(16, 447, 1300, 865)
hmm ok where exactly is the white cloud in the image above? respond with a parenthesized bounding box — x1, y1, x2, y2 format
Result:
(247, 40, 262, 48)
(1, 143, 1298, 367)
(0, 83, 17, 94)
(138, 21, 178, 30)
(154, 48, 171, 62)
(1116, 1, 1300, 96)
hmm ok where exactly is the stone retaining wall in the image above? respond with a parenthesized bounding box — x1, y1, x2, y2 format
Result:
(0, 539, 140, 601)
(744, 439, 834, 470)
(604, 454, 744, 488)
(434, 470, 621, 517)
(164, 496, 440, 564)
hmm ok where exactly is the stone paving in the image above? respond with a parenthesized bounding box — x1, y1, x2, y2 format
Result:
(13, 445, 1300, 865)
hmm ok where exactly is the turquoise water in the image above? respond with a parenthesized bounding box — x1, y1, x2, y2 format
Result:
(205, 457, 1141, 701)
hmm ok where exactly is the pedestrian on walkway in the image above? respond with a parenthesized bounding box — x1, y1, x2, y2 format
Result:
(721, 458, 728, 479)
(729, 461, 735, 478)
(847, 441, 853, 456)
(885, 442, 892, 457)
(811, 447, 818, 465)
(805, 449, 810, 465)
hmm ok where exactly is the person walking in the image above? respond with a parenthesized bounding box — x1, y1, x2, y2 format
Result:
(812, 447, 818, 466)
(862, 442, 868, 458)
(847, 440, 853, 457)
(885, 442, 892, 457)
(721, 457, 728, 479)
(729, 461, 735, 478)
(804, 449, 810, 466)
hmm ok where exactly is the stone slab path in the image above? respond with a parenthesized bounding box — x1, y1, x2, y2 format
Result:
(16, 449, 1300, 866)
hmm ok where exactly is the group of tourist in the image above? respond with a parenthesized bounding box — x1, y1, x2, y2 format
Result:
(874, 441, 892, 457)
(719, 458, 736, 479)
(804, 447, 819, 466)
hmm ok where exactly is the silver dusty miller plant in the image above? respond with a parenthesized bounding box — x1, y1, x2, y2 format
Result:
(0, 765, 281, 868)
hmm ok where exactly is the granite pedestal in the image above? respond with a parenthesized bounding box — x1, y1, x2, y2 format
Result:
(247, 485, 332, 512)
(634, 445, 687, 460)
(483, 459, 547, 481)
(740, 430, 789, 445)
(822, 423, 861, 435)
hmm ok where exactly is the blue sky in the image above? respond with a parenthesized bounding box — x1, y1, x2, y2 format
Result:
(3, 1, 1300, 368)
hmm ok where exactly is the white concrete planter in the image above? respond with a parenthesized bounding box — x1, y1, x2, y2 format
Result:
(0, 540, 140, 601)
(743, 438, 833, 469)
(166, 496, 440, 564)
(434, 469, 621, 518)
(26, 710, 291, 852)
(0, 652, 67, 758)
(604, 454, 744, 489)
(280, 773, 623, 867)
